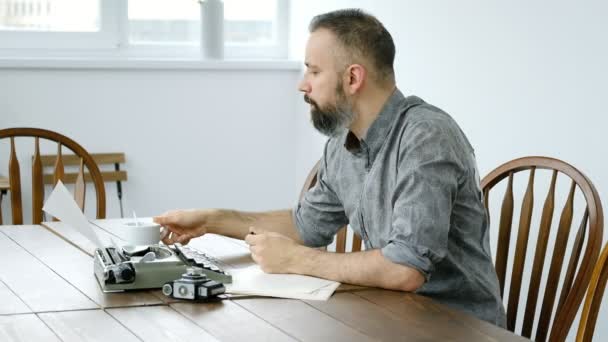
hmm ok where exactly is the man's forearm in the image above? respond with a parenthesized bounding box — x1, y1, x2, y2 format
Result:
(289, 247, 424, 292)
(205, 209, 301, 242)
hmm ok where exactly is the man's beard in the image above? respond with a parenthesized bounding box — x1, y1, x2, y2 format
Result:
(304, 83, 355, 137)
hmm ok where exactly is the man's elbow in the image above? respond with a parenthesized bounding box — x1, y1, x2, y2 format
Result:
(384, 266, 425, 292)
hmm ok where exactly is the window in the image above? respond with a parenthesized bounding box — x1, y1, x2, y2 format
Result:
(0, 0, 121, 49)
(224, 0, 286, 58)
(0, 0, 288, 58)
(128, 0, 199, 44)
(0, 0, 99, 31)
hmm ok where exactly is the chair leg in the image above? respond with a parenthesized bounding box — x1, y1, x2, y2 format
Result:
(115, 163, 124, 218)
(0, 190, 4, 225)
(116, 180, 124, 218)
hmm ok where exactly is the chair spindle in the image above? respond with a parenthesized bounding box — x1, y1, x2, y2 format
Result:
(53, 143, 64, 185)
(51, 143, 65, 221)
(521, 169, 557, 337)
(556, 209, 589, 314)
(74, 158, 86, 211)
(496, 172, 515, 297)
(507, 167, 536, 331)
(32, 137, 44, 224)
(352, 234, 362, 252)
(535, 180, 576, 342)
(335, 227, 347, 253)
(9, 137, 23, 224)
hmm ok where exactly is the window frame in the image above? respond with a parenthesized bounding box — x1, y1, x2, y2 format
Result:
(0, 0, 288, 59)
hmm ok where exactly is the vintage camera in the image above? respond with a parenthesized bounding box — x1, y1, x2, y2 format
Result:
(162, 266, 226, 300)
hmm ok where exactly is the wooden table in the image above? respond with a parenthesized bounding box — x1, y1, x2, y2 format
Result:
(0, 221, 527, 341)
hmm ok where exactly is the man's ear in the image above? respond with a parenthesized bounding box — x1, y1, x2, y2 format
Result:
(344, 64, 366, 95)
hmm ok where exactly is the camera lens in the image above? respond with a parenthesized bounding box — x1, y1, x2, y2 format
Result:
(162, 284, 173, 296)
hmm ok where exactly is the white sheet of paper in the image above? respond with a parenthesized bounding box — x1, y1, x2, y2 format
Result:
(42, 181, 104, 250)
(225, 265, 340, 301)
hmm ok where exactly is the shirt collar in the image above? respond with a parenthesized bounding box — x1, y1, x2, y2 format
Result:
(343, 88, 406, 159)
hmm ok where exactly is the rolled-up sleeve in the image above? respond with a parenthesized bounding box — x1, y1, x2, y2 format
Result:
(293, 156, 349, 248)
(381, 119, 465, 280)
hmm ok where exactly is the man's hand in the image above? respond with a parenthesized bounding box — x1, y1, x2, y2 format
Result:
(244, 226, 305, 273)
(153, 209, 211, 245)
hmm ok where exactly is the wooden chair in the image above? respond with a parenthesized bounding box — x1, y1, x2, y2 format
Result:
(576, 241, 608, 342)
(300, 160, 362, 253)
(0, 127, 106, 225)
(38, 153, 127, 217)
(481, 156, 603, 341)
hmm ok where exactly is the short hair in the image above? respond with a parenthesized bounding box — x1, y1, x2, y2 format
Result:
(309, 9, 395, 83)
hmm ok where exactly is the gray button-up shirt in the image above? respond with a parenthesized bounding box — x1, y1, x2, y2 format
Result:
(294, 89, 506, 327)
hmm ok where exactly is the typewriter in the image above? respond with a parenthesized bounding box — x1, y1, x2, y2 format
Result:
(94, 243, 232, 292)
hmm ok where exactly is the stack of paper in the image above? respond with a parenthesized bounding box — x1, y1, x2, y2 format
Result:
(226, 265, 340, 301)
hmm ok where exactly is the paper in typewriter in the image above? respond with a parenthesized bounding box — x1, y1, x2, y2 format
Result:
(42, 181, 105, 250)
(225, 265, 340, 301)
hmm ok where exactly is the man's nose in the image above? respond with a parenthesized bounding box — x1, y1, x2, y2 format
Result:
(298, 78, 310, 93)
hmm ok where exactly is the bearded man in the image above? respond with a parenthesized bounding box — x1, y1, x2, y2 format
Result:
(155, 8, 506, 328)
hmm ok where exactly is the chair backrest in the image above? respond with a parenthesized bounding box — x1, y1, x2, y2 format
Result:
(576, 241, 608, 342)
(38, 152, 127, 217)
(0, 127, 106, 224)
(38, 153, 126, 185)
(481, 156, 603, 341)
(300, 160, 362, 253)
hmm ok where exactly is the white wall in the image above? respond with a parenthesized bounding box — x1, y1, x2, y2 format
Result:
(0, 67, 302, 221)
(290, 1, 608, 340)
(291, 1, 608, 191)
